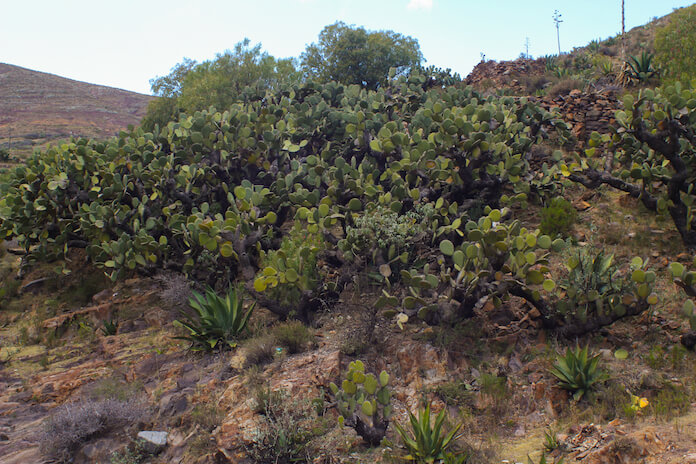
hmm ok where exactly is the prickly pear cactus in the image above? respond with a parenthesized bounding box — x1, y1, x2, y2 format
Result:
(329, 360, 391, 445)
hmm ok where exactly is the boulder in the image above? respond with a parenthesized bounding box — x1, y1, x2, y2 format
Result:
(137, 430, 168, 454)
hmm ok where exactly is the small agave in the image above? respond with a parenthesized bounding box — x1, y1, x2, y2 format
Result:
(549, 346, 603, 401)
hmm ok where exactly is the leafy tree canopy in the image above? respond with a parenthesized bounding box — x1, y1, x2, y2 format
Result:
(654, 4, 696, 83)
(141, 39, 301, 130)
(300, 22, 423, 90)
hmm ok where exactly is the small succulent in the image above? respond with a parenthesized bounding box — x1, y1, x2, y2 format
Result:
(99, 319, 118, 336)
(175, 285, 254, 351)
(549, 346, 603, 401)
(393, 402, 463, 464)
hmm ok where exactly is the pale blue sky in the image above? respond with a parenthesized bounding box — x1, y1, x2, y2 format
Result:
(1, 0, 693, 95)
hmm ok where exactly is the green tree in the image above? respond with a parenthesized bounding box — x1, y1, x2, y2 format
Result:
(141, 39, 300, 130)
(300, 22, 422, 90)
(151, 57, 198, 98)
(178, 39, 300, 111)
(141, 58, 197, 131)
(654, 4, 696, 83)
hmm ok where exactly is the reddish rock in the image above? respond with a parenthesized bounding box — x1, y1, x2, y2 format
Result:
(215, 348, 341, 454)
(395, 343, 448, 387)
(584, 428, 666, 464)
(30, 359, 110, 402)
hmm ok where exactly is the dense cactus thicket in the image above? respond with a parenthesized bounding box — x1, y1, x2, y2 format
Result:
(0, 71, 657, 333)
(567, 81, 696, 248)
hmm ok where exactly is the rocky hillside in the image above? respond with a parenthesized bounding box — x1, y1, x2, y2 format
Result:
(2, 7, 696, 464)
(0, 63, 152, 157)
(465, 10, 673, 98)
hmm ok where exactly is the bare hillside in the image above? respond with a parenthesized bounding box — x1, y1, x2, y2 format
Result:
(0, 63, 152, 156)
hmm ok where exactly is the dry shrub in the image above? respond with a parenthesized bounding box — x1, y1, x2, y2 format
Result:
(39, 398, 147, 462)
(155, 272, 192, 308)
(546, 78, 584, 97)
(242, 333, 278, 367)
(519, 74, 550, 93)
(271, 320, 315, 354)
(249, 390, 323, 464)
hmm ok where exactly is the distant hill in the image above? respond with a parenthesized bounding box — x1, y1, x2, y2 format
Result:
(0, 63, 152, 157)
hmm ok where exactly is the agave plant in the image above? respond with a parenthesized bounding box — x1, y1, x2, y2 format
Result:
(393, 403, 463, 463)
(544, 55, 558, 72)
(624, 51, 658, 82)
(549, 346, 603, 401)
(175, 285, 255, 351)
(99, 319, 118, 336)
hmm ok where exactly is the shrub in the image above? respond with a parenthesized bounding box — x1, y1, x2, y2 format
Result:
(340, 204, 432, 264)
(249, 390, 321, 464)
(39, 399, 146, 462)
(156, 272, 192, 308)
(546, 78, 583, 97)
(555, 250, 656, 328)
(88, 377, 143, 402)
(175, 285, 254, 351)
(109, 441, 148, 464)
(271, 320, 315, 354)
(242, 333, 278, 367)
(432, 381, 472, 407)
(254, 224, 325, 306)
(655, 5, 696, 82)
(519, 75, 551, 94)
(189, 402, 224, 431)
(540, 197, 577, 238)
(549, 346, 603, 401)
(252, 386, 285, 414)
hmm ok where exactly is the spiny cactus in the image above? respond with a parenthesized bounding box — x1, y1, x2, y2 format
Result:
(670, 259, 696, 343)
(567, 81, 696, 248)
(330, 360, 392, 445)
(0, 72, 570, 323)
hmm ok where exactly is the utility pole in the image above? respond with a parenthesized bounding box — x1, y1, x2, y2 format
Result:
(553, 10, 563, 55)
(524, 37, 530, 59)
(621, 0, 626, 58)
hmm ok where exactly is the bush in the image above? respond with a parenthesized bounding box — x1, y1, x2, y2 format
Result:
(432, 381, 473, 407)
(39, 399, 146, 462)
(156, 272, 192, 308)
(249, 390, 322, 463)
(254, 225, 325, 306)
(655, 5, 696, 82)
(340, 204, 432, 264)
(271, 320, 315, 354)
(546, 78, 583, 97)
(540, 197, 577, 237)
(109, 441, 148, 464)
(242, 333, 278, 367)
